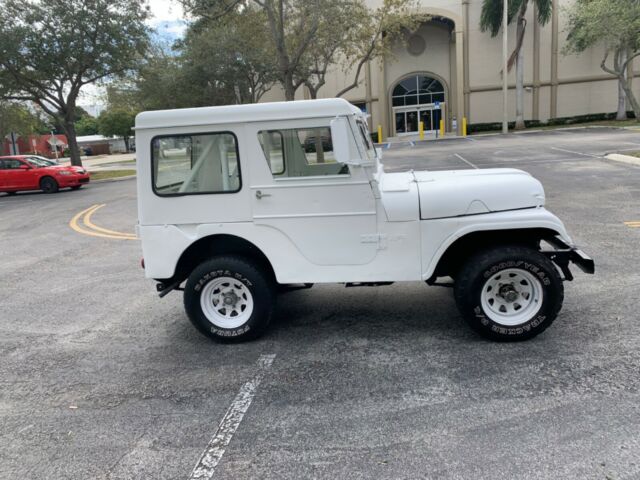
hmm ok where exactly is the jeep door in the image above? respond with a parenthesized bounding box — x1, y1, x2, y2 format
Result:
(249, 119, 378, 266)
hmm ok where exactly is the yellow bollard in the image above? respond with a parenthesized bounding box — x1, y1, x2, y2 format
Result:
(377, 125, 383, 144)
(462, 117, 468, 137)
(440, 119, 445, 138)
(418, 121, 424, 140)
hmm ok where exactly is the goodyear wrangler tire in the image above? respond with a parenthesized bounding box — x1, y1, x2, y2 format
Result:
(454, 246, 564, 341)
(184, 256, 275, 342)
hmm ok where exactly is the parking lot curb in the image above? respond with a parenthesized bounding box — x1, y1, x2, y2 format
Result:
(605, 153, 640, 167)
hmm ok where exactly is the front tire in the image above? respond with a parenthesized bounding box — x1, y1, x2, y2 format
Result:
(40, 177, 59, 194)
(184, 256, 276, 342)
(454, 246, 564, 341)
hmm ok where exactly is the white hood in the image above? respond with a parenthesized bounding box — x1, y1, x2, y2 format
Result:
(412, 168, 545, 220)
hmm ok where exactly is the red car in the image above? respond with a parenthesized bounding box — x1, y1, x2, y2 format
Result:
(0, 155, 90, 194)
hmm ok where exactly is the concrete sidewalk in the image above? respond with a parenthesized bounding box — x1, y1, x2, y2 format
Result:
(60, 153, 136, 171)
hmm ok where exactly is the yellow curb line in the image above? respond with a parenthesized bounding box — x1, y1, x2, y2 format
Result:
(69, 204, 138, 240)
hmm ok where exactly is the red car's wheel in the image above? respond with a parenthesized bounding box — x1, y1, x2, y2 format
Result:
(40, 176, 59, 194)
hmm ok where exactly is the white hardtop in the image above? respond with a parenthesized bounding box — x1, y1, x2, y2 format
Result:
(135, 98, 364, 131)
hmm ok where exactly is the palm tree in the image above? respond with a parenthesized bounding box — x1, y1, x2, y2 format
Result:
(480, 0, 552, 130)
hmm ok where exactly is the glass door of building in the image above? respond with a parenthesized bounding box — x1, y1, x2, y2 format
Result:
(393, 104, 445, 136)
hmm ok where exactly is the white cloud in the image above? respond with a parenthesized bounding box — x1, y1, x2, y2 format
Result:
(146, 0, 185, 23)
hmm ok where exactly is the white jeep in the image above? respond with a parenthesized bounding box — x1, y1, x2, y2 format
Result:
(135, 99, 594, 342)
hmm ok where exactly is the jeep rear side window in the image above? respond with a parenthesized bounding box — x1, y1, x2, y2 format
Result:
(152, 132, 241, 196)
(258, 127, 349, 178)
(257, 131, 285, 175)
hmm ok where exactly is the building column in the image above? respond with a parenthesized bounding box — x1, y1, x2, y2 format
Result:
(455, 28, 465, 135)
(462, 0, 471, 123)
(533, 4, 541, 120)
(365, 60, 373, 115)
(550, 0, 559, 119)
(377, 57, 389, 138)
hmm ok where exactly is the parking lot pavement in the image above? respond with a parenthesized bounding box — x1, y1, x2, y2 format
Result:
(1, 127, 639, 479)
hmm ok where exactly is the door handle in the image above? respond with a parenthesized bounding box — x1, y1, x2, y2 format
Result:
(255, 190, 272, 199)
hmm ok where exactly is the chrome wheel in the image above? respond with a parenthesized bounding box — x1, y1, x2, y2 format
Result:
(199, 276, 254, 329)
(480, 268, 543, 326)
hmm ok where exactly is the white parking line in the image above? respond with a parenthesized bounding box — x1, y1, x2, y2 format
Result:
(454, 153, 479, 169)
(188, 354, 276, 480)
(550, 146, 603, 158)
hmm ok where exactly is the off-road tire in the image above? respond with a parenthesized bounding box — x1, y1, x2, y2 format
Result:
(40, 177, 59, 194)
(184, 256, 276, 342)
(454, 245, 564, 341)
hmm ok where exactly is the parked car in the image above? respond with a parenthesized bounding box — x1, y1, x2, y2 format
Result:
(0, 155, 90, 194)
(135, 99, 594, 343)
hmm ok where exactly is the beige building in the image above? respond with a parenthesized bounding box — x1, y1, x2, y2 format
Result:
(262, 0, 636, 138)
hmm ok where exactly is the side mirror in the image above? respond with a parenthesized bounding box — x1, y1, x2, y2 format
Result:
(330, 116, 359, 165)
(19, 164, 30, 170)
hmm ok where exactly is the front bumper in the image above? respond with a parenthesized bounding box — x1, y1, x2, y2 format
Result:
(543, 236, 595, 280)
(58, 174, 90, 187)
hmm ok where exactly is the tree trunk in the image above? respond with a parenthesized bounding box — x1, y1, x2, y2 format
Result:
(283, 72, 296, 101)
(63, 120, 83, 167)
(123, 136, 130, 152)
(617, 49, 628, 120)
(620, 75, 640, 122)
(514, 15, 526, 130)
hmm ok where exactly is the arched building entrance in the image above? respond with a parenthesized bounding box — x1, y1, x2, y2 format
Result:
(391, 73, 447, 135)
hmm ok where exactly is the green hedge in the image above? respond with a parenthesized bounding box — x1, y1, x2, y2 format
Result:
(468, 111, 636, 134)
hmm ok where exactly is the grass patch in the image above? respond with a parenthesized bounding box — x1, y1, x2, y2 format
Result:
(90, 169, 136, 181)
(621, 151, 640, 158)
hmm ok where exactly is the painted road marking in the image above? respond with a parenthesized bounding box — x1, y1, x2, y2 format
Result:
(69, 204, 138, 240)
(188, 354, 276, 480)
(624, 221, 640, 228)
(454, 153, 478, 169)
(550, 146, 603, 158)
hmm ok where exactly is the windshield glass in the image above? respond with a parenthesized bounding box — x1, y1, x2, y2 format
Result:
(27, 156, 57, 167)
(356, 119, 376, 162)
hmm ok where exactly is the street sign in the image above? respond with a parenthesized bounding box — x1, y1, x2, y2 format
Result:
(434, 101, 441, 110)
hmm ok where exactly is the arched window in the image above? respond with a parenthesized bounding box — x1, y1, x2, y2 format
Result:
(392, 75, 445, 107)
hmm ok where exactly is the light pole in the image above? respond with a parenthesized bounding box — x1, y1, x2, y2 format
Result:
(51, 130, 59, 160)
(502, 0, 509, 134)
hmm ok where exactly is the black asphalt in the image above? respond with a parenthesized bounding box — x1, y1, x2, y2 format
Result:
(1, 127, 639, 479)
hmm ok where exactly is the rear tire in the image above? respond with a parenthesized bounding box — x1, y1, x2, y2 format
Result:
(184, 256, 276, 342)
(454, 245, 564, 341)
(40, 177, 59, 194)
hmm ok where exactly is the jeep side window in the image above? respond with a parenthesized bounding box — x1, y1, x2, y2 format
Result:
(257, 131, 285, 175)
(258, 126, 348, 178)
(152, 132, 241, 196)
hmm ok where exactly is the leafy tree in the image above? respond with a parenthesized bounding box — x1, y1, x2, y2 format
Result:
(75, 116, 99, 136)
(98, 109, 136, 151)
(181, 0, 419, 101)
(480, 0, 552, 130)
(333, 0, 424, 98)
(564, 0, 640, 121)
(179, 7, 278, 104)
(0, 0, 149, 166)
(0, 101, 48, 138)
